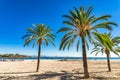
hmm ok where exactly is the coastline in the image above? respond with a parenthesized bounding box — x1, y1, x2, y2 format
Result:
(1, 57, 120, 61)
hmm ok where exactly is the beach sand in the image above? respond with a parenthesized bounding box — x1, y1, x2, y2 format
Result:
(0, 60, 120, 80)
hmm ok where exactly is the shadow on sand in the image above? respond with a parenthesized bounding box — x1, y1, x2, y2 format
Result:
(28, 70, 114, 80)
(0, 70, 117, 80)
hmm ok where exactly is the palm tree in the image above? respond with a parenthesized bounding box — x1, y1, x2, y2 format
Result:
(91, 32, 120, 71)
(57, 6, 117, 78)
(23, 24, 56, 72)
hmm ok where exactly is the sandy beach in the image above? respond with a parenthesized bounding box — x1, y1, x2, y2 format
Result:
(0, 60, 120, 80)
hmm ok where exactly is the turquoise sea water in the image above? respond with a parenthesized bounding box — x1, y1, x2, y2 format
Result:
(0, 57, 120, 60)
(15, 57, 120, 60)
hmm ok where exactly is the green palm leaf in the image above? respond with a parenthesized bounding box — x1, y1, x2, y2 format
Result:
(23, 24, 56, 48)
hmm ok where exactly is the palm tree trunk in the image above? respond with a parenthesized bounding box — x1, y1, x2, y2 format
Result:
(36, 44, 41, 72)
(82, 37, 89, 78)
(105, 50, 111, 71)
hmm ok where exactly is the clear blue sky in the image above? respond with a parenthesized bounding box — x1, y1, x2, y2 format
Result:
(0, 0, 120, 57)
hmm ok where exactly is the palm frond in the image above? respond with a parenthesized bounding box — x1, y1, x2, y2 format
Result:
(57, 27, 73, 33)
(91, 15, 111, 24)
(76, 39, 80, 52)
(92, 22, 117, 31)
(86, 6, 93, 17)
(23, 24, 56, 48)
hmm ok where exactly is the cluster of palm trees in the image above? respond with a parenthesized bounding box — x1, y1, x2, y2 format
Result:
(23, 6, 120, 78)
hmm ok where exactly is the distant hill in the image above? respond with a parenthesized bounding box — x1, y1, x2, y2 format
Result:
(0, 54, 32, 58)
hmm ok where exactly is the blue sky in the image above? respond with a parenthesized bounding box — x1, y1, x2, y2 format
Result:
(0, 0, 120, 57)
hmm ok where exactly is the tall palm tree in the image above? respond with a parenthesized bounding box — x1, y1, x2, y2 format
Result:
(91, 32, 120, 71)
(57, 6, 117, 78)
(23, 24, 56, 72)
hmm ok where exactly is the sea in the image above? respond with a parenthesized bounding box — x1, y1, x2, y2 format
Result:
(0, 57, 120, 61)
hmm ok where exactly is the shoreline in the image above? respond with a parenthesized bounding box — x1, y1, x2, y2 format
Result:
(0, 59, 120, 62)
